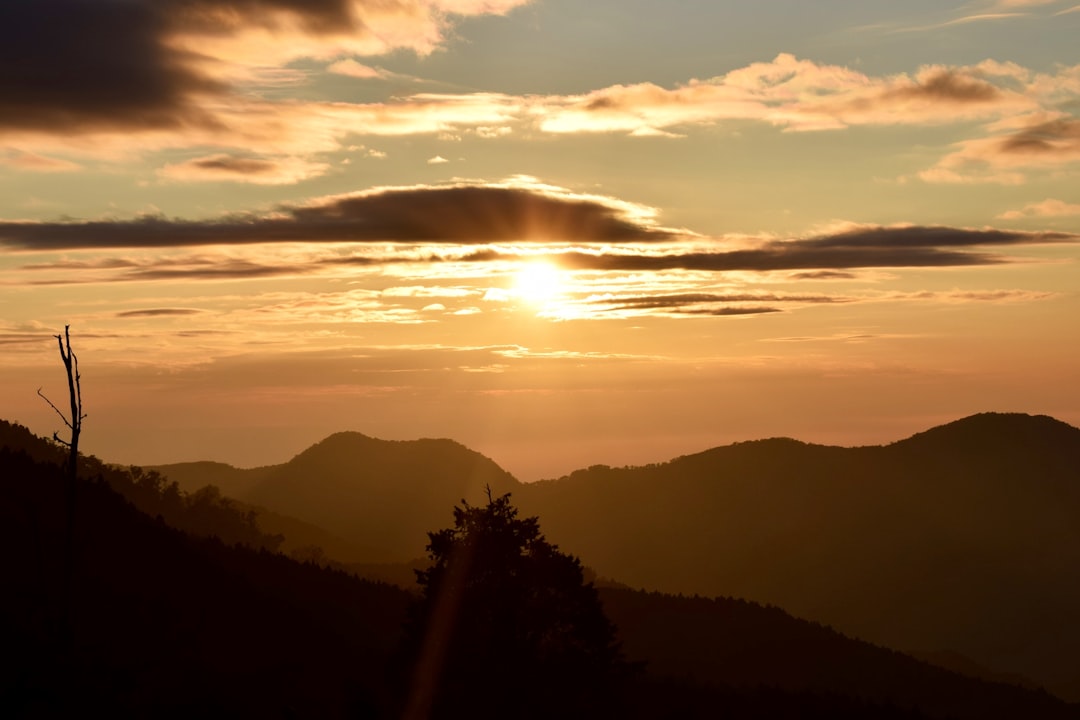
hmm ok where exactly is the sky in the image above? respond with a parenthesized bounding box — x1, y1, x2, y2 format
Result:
(2, 0, 1079, 481)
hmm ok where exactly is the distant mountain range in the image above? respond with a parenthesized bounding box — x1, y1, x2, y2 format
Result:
(148, 412, 1080, 702)
(3, 415, 1079, 718)
(521, 413, 1080, 701)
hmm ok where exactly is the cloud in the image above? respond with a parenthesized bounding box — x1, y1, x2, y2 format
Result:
(0, 331, 56, 347)
(0, 180, 676, 250)
(536, 54, 1043, 135)
(873, 68, 1001, 104)
(157, 154, 331, 184)
(0, 150, 81, 172)
(4, 15, 1077, 194)
(995, 117, 1080, 155)
(427, 155, 450, 164)
(588, 291, 845, 317)
(8, 180, 1075, 289)
(524, 225, 1076, 273)
(115, 308, 205, 318)
(0, 0, 532, 143)
(22, 259, 313, 285)
(789, 270, 858, 280)
(3, 92, 525, 163)
(923, 116, 1080, 182)
(937, 13, 1026, 26)
(993, 0, 1057, 6)
(998, 198, 1080, 219)
(326, 59, 385, 79)
(0, 1, 224, 135)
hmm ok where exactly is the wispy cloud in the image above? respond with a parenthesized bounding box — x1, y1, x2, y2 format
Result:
(998, 198, 1080, 219)
(326, 59, 386, 80)
(0, 150, 81, 172)
(115, 308, 205, 318)
(587, 291, 845, 318)
(157, 154, 331, 184)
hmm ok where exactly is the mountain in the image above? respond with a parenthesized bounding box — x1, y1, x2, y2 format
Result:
(155, 432, 520, 562)
(517, 412, 1080, 701)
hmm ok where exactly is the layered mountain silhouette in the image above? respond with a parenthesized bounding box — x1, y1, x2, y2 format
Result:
(148, 412, 1080, 701)
(3, 418, 1079, 718)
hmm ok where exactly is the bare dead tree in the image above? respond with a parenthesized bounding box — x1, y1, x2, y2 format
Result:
(37, 325, 86, 478)
(37, 325, 85, 642)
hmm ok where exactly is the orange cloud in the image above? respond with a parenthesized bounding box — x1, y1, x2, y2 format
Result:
(922, 116, 1080, 183)
(537, 54, 1043, 135)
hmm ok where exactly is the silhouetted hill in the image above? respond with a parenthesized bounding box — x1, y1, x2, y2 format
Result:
(900, 412, 1080, 458)
(160, 432, 521, 562)
(146, 460, 271, 498)
(517, 412, 1080, 700)
(0, 420, 283, 552)
(146, 461, 376, 562)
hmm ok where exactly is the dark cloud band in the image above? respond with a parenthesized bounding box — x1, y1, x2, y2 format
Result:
(0, 185, 673, 249)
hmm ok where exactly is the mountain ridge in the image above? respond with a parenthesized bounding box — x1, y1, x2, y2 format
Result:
(10, 418, 1080, 716)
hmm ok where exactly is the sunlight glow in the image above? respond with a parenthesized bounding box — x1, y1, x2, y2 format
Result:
(513, 262, 564, 305)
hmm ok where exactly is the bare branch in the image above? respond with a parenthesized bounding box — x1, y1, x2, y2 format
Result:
(37, 387, 75, 430)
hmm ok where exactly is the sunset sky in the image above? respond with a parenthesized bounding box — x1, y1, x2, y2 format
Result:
(2, 0, 1079, 480)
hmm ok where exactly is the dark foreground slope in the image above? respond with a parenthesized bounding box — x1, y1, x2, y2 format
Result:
(0, 446, 410, 718)
(598, 588, 1074, 720)
(518, 413, 1080, 700)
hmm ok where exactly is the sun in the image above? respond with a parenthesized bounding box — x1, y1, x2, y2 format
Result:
(513, 261, 563, 305)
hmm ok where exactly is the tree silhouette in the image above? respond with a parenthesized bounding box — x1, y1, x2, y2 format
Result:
(401, 490, 631, 720)
(36, 325, 86, 642)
